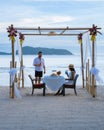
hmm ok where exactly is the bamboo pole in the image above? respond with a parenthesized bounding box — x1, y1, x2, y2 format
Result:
(17, 43, 24, 88)
(17, 32, 25, 88)
(18, 73, 20, 89)
(20, 44, 24, 88)
(10, 61, 12, 97)
(91, 40, 96, 97)
(88, 59, 90, 92)
(10, 61, 17, 97)
(86, 62, 88, 91)
(22, 34, 79, 36)
(11, 40, 15, 98)
(80, 42, 84, 88)
(13, 27, 101, 31)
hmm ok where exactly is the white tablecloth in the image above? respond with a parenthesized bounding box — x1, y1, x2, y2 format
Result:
(42, 75, 65, 91)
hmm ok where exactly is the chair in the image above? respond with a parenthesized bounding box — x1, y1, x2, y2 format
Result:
(28, 75, 46, 96)
(62, 74, 79, 96)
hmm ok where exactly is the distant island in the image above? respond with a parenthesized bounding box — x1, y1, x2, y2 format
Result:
(0, 46, 73, 55)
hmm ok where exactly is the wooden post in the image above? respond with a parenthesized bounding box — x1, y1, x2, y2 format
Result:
(21, 44, 24, 88)
(9, 40, 16, 98)
(86, 62, 88, 91)
(10, 61, 17, 97)
(11, 40, 15, 98)
(17, 73, 20, 89)
(20, 44, 24, 88)
(87, 59, 90, 92)
(10, 61, 12, 97)
(80, 42, 84, 88)
(86, 59, 90, 92)
(91, 40, 96, 97)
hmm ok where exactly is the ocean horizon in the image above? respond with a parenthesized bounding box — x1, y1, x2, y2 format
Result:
(0, 54, 104, 87)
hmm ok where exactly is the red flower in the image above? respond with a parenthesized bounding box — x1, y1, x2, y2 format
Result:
(78, 33, 82, 41)
(89, 24, 97, 36)
(19, 33, 24, 40)
(7, 24, 17, 37)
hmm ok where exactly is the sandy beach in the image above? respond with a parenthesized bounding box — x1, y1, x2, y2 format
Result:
(0, 0, 104, 129)
(0, 86, 104, 130)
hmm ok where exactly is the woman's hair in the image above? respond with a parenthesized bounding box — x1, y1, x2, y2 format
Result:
(70, 68, 76, 72)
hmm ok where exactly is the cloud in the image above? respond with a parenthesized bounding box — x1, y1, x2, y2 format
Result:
(49, 16, 74, 23)
(0, 0, 103, 47)
(24, 15, 74, 26)
(0, 15, 75, 33)
(24, 0, 104, 1)
(23, 0, 68, 1)
(74, 0, 104, 1)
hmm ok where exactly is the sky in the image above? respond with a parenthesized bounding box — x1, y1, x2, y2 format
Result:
(0, 0, 104, 52)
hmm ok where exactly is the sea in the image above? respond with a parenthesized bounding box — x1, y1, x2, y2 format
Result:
(0, 51, 104, 87)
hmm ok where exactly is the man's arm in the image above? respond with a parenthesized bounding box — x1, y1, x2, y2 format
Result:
(43, 65, 46, 74)
(34, 63, 41, 66)
(33, 58, 41, 66)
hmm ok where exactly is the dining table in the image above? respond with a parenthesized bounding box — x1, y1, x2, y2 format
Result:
(42, 75, 65, 91)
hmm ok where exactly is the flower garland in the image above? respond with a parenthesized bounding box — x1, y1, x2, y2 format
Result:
(89, 24, 98, 42)
(78, 33, 83, 44)
(7, 24, 17, 42)
(19, 33, 25, 44)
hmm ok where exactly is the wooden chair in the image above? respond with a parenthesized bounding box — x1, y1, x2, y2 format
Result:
(62, 74, 79, 96)
(28, 75, 46, 96)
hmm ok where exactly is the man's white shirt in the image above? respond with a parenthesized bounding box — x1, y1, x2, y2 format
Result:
(33, 57, 45, 71)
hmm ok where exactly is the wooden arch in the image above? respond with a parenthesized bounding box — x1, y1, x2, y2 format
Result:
(7, 24, 101, 98)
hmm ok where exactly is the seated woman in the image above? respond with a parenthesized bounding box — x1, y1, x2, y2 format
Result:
(65, 64, 76, 80)
(55, 64, 76, 95)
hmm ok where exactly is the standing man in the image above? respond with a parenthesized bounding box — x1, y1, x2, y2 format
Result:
(33, 51, 46, 84)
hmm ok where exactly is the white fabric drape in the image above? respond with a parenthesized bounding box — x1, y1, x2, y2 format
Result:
(83, 33, 92, 67)
(90, 67, 104, 85)
(43, 75, 65, 91)
(9, 68, 17, 83)
(14, 83, 22, 98)
(81, 33, 104, 85)
(9, 68, 22, 98)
